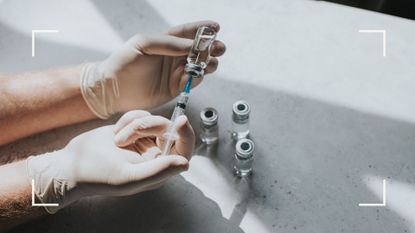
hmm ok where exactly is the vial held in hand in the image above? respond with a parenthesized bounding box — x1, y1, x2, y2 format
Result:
(185, 26, 217, 77)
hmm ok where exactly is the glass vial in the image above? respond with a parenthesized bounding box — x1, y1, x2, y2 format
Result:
(199, 107, 219, 145)
(234, 138, 255, 177)
(185, 26, 217, 77)
(232, 100, 250, 139)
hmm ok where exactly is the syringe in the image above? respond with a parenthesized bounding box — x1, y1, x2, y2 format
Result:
(160, 25, 217, 156)
(161, 75, 193, 155)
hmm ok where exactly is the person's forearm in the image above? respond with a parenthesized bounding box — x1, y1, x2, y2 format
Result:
(0, 65, 96, 145)
(0, 160, 46, 232)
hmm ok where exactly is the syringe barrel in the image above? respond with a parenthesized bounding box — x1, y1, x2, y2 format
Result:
(172, 93, 189, 118)
(165, 105, 186, 139)
(161, 92, 189, 155)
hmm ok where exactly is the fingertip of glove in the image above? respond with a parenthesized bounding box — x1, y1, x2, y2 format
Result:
(175, 115, 188, 126)
(114, 135, 127, 147)
(204, 20, 220, 32)
(167, 155, 189, 166)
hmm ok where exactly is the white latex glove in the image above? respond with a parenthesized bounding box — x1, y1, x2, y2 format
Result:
(27, 110, 194, 214)
(80, 20, 226, 119)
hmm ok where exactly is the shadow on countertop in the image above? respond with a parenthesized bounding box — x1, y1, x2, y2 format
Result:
(1, 0, 415, 232)
(4, 75, 415, 233)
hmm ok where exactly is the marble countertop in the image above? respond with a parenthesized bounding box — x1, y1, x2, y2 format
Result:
(1, 0, 415, 232)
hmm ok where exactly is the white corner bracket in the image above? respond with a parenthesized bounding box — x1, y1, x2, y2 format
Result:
(358, 179, 386, 207)
(31, 29, 59, 57)
(31, 179, 59, 207)
(358, 29, 386, 57)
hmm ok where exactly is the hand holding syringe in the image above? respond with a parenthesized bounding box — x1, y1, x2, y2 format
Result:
(161, 26, 218, 156)
(160, 79, 191, 156)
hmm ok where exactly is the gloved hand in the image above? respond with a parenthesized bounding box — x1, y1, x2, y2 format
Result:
(80, 20, 226, 119)
(27, 110, 195, 214)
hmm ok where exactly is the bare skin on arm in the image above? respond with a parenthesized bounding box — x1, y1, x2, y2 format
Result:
(0, 66, 95, 145)
(0, 160, 46, 232)
(0, 20, 225, 231)
(0, 110, 194, 232)
(0, 20, 225, 146)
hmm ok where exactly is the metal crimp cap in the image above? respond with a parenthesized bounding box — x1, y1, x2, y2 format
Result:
(200, 107, 218, 126)
(235, 138, 255, 159)
(232, 100, 250, 121)
(185, 63, 204, 77)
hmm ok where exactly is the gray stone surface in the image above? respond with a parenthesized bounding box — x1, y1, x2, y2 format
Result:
(1, 0, 415, 232)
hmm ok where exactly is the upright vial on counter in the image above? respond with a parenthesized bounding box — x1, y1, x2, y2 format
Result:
(199, 107, 219, 145)
(231, 100, 250, 139)
(234, 138, 255, 177)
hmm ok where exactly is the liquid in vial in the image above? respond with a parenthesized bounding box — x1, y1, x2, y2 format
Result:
(232, 100, 250, 139)
(234, 138, 255, 177)
(185, 26, 217, 77)
(199, 107, 219, 145)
